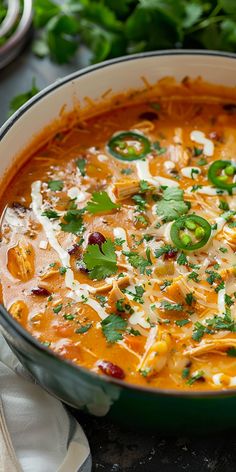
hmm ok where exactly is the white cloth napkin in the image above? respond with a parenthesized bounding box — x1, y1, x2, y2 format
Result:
(0, 333, 91, 472)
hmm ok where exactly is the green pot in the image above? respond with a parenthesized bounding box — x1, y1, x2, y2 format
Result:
(1, 51, 236, 433)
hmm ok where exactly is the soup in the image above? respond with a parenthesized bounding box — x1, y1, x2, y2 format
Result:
(1, 80, 236, 391)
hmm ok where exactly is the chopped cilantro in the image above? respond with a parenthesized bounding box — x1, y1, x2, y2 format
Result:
(156, 187, 189, 222)
(86, 191, 120, 214)
(191, 185, 203, 192)
(219, 247, 228, 253)
(76, 158, 86, 176)
(48, 180, 64, 191)
(53, 304, 63, 314)
(64, 314, 75, 320)
(114, 237, 125, 246)
(60, 208, 84, 235)
(225, 294, 234, 307)
(128, 327, 141, 336)
(42, 209, 59, 219)
(75, 323, 92, 334)
(177, 252, 188, 265)
(95, 295, 107, 307)
(84, 239, 117, 280)
(153, 141, 167, 155)
(182, 367, 190, 379)
(59, 266, 67, 275)
(132, 194, 147, 211)
(175, 319, 190, 327)
(188, 271, 200, 282)
(155, 244, 177, 259)
(139, 180, 150, 192)
(205, 270, 222, 286)
(215, 281, 225, 293)
(101, 314, 127, 343)
(193, 147, 203, 157)
(116, 299, 134, 314)
(228, 221, 236, 228)
(219, 200, 229, 211)
(121, 168, 133, 175)
(227, 347, 236, 357)
(186, 371, 205, 385)
(185, 292, 195, 306)
(160, 301, 183, 311)
(123, 285, 145, 304)
(197, 157, 207, 166)
(123, 250, 151, 275)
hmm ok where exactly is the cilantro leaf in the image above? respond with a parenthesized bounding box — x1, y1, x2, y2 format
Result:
(123, 285, 145, 304)
(156, 187, 189, 222)
(160, 301, 183, 312)
(123, 250, 151, 274)
(101, 314, 127, 343)
(9, 79, 39, 115)
(155, 244, 177, 258)
(75, 323, 92, 334)
(60, 209, 84, 235)
(86, 191, 120, 214)
(42, 209, 59, 219)
(48, 180, 64, 191)
(76, 158, 86, 176)
(83, 239, 117, 280)
(177, 252, 188, 265)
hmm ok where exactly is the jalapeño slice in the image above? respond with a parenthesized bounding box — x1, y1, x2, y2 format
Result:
(107, 131, 151, 161)
(170, 215, 211, 251)
(208, 160, 236, 194)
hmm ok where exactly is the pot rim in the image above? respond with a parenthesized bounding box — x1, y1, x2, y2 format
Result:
(1, 48, 236, 399)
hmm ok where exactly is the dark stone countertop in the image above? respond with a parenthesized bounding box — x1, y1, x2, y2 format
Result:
(1, 42, 236, 472)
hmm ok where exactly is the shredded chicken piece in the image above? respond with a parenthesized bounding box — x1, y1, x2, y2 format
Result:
(184, 338, 236, 356)
(7, 242, 35, 282)
(113, 179, 141, 201)
(168, 128, 189, 170)
(222, 225, 236, 251)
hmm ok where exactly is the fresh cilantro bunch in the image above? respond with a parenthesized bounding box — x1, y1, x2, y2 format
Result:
(32, 0, 236, 65)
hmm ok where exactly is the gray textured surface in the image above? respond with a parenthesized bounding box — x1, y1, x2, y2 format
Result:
(0, 43, 236, 472)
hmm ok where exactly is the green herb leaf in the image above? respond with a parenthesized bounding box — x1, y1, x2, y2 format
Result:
(84, 239, 117, 280)
(42, 209, 59, 219)
(86, 191, 120, 214)
(48, 180, 64, 191)
(9, 79, 39, 115)
(75, 323, 92, 334)
(76, 158, 86, 176)
(60, 208, 84, 235)
(156, 187, 189, 222)
(101, 314, 127, 343)
(160, 301, 183, 312)
(122, 250, 151, 274)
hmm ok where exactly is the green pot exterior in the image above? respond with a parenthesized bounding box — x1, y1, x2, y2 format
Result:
(1, 305, 236, 434)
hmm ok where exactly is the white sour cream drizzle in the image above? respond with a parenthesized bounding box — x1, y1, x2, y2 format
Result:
(212, 373, 236, 387)
(136, 160, 179, 187)
(190, 130, 214, 156)
(181, 167, 201, 179)
(31, 180, 108, 320)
